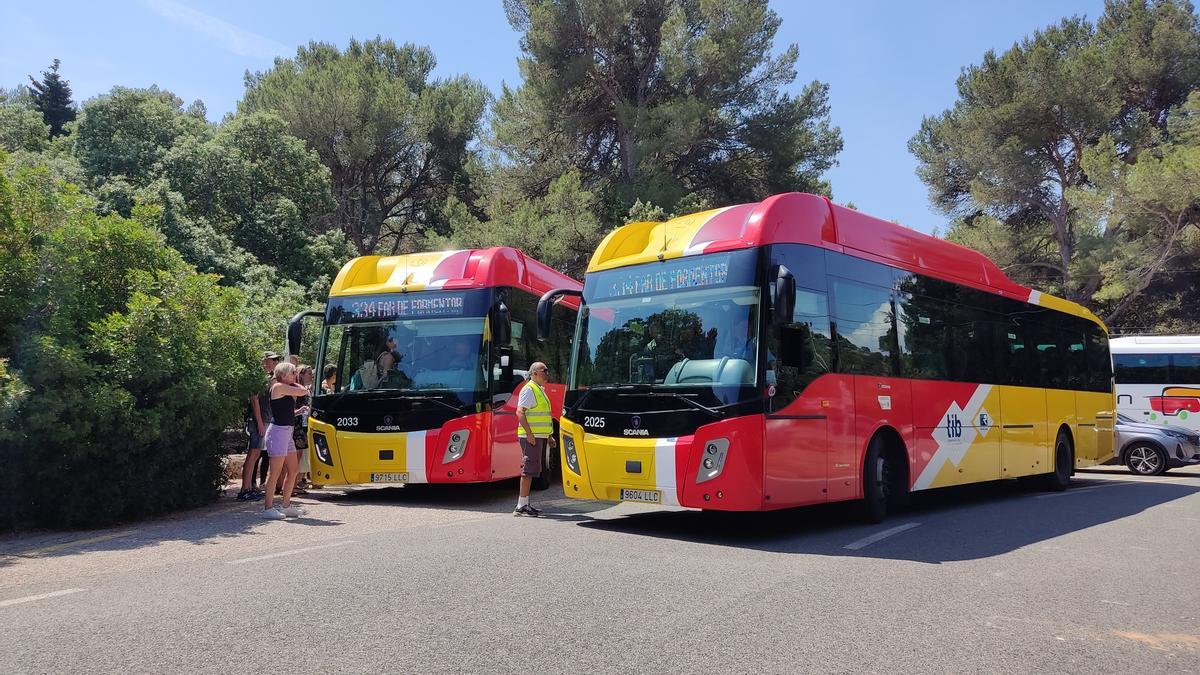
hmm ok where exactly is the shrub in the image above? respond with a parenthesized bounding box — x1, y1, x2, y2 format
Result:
(0, 156, 260, 529)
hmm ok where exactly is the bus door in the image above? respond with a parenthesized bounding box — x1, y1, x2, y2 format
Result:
(1001, 327, 1049, 477)
(763, 286, 835, 507)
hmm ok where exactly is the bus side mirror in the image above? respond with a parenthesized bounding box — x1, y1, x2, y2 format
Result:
(493, 302, 512, 346)
(773, 266, 796, 324)
(286, 310, 324, 359)
(537, 288, 582, 341)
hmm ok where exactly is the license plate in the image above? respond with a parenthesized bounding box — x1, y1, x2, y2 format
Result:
(371, 472, 409, 483)
(620, 488, 662, 503)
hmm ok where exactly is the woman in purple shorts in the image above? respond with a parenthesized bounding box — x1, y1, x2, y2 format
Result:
(261, 361, 310, 519)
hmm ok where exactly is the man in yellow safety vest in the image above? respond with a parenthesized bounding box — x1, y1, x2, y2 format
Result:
(514, 361, 556, 516)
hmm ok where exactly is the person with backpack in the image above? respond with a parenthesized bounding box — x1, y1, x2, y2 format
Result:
(237, 351, 279, 501)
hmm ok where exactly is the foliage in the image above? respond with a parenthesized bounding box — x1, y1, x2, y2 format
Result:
(0, 154, 260, 529)
(241, 37, 489, 255)
(72, 86, 210, 187)
(911, 0, 1200, 329)
(158, 110, 335, 287)
(0, 100, 51, 153)
(27, 59, 76, 138)
(495, 0, 842, 218)
(434, 169, 604, 277)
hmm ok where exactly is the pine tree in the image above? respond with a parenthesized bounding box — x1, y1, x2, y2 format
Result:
(28, 59, 76, 137)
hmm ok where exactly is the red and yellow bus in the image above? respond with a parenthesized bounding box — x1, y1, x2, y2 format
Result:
(289, 248, 580, 489)
(538, 193, 1115, 520)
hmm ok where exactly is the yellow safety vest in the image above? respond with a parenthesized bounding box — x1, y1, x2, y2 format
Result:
(522, 380, 553, 438)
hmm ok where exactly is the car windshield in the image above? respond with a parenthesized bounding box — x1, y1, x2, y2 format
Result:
(571, 285, 761, 390)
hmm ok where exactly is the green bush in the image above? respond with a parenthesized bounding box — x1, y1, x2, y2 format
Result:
(0, 153, 261, 529)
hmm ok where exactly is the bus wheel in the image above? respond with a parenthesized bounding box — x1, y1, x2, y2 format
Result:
(1125, 443, 1167, 476)
(532, 439, 558, 490)
(859, 436, 890, 524)
(1044, 431, 1072, 491)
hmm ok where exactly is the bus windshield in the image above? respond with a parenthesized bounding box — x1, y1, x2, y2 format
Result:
(571, 285, 761, 390)
(317, 289, 493, 401)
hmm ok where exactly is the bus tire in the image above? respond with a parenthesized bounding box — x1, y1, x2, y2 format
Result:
(1124, 442, 1167, 476)
(859, 436, 891, 523)
(1044, 430, 1073, 491)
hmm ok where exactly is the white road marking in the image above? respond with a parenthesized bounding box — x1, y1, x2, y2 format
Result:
(843, 522, 921, 550)
(1035, 483, 1122, 499)
(1100, 600, 1131, 606)
(0, 588, 86, 608)
(226, 541, 357, 565)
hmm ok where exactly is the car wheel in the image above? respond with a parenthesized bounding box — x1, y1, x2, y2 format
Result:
(1125, 443, 1167, 476)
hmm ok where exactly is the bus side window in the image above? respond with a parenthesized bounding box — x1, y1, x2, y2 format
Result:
(1171, 354, 1200, 385)
(1084, 326, 1113, 393)
(1113, 353, 1168, 384)
(829, 277, 895, 377)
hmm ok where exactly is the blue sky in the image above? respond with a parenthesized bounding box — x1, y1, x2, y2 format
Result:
(1, 0, 1105, 234)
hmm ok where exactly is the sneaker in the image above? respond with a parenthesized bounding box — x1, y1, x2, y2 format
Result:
(261, 508, 286, 520)
(235, 490, 254, 501)
(513, 504, 540, 517)
(282, 505, 305, 518)
(247, 488, 265, 500)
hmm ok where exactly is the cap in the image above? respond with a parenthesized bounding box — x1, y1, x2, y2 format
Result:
(263, 351, 282, 360)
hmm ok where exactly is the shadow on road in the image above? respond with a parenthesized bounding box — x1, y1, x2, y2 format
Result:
(310, 479, 613, 517)
(0, 488, 343, 569)
(572, 473, 1200, 563)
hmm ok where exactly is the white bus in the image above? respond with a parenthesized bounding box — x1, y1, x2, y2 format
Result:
(1111, 335, 1200, 432)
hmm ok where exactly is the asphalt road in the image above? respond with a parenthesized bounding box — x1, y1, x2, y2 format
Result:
(1, 466, 1198, 673)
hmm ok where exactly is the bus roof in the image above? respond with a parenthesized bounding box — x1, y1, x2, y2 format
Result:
(589, 192, 1103, 327)
(1110, 335, 1200, 353)
(330, 247, 580, 297)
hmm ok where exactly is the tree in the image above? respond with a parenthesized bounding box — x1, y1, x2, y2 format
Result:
(72, 86, 209, 188)
(1074, 91, 1200, 325)
(27, 59, 76, 137)
(0, 153, 261, 529)
(241, 37, 489, 254)
(157, 111, 336, 288)
(0, 101, 50, 153)
(495, 0, 842, 216)
(911, 0, 1200, 323)
(435, 169, 604, 277)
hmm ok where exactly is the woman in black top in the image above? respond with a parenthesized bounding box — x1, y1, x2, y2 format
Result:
(261, 361, 310, 519)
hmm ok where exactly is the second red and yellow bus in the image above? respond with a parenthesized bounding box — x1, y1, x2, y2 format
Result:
(538, 193, 1115, 520)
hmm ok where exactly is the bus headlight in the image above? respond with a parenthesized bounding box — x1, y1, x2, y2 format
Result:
(563, 434, 580, 475)
(443, 430, 470, 463)
(695, 438, 729, 483)
(313, 432, 333, 466)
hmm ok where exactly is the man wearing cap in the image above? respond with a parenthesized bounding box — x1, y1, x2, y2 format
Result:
(237, 351, 279, 501)
(514, 361, 556, 516)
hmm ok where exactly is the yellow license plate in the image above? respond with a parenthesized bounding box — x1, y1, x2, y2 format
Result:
(371, 472, 409, 483)
(620, 488, 662, 503)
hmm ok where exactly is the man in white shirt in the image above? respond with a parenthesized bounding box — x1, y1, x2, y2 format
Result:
(514, 361, 556, 516)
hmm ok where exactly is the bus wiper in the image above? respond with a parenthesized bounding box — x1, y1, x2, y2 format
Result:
(616, 390, 722, 418)
(568, 383, 650, 415)
(394, 394, 462, 414)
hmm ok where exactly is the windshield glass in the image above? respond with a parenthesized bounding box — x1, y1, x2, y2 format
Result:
(322, 318, 487, 394)
(316, 289, 493, 401)
(571, 285, 761, 390)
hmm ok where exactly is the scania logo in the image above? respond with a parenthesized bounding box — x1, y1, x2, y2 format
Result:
(383, 415, 393, 425)
(631, 416, 641, 428)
